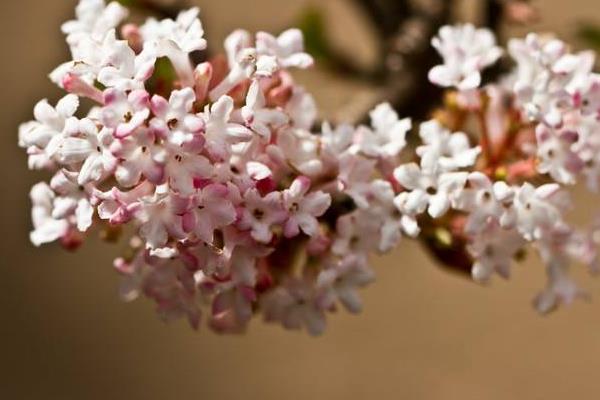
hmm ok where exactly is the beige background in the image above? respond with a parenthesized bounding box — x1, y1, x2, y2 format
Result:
(1, 1, 600, 399)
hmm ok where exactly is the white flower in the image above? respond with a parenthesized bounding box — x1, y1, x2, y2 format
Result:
(393, 161, 468, 218)
(354, 103, 411, 158)
(282, 177, 331, 238)
(575, 77, 600, 117)
(285, 86, 317, 130)
(317, 254, 374, 313)
(256, 29, 314, 70)
(332, 211, 381, 256)
(210, 29, 312, 100)
(57, 117, 117, 185)
(29, 182, 70, 246)
(535, 124, 583, 184)
(429, 24, 502, 90)
(456, 172, 516, 234)
(53, 30, 134, 90)
(203, 95, 253, 160)
(533, 265, 587, 314)
(467, 221, 524, 283)
(49, 171, 96, 232)
(508, 33, 594, 126)
(140, 7, 207, 54)
(370, 180, 420, 250)
(513, 183, 568, 241)
(61, 0, 128, 52)
(209, 284, 255, 333)
(19, 95, 80, 168)
(97, 40, 156, 91)
(416, 120, 481, 171)
(337, 153, 377, 204)
(270, 128, 324, 177)
(320, 121, 354, 154)
(241, 80, 288, 141)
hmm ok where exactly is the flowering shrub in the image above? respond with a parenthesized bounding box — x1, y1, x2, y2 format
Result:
(18, 0, 600, 335)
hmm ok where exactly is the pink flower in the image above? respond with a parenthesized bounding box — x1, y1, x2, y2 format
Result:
(317, 255, 374, 313)
(137, 186, 187, 249)
(182, 184, 237, 244)
(150, 88, 204, 150)
(113, 127, 165, 187)
(262, 279, 326, 336)
(282, 176, 331, 238)
(238, 188, 286, 243)
(467, 221, 525, 283)
(102, 88, 150, 138)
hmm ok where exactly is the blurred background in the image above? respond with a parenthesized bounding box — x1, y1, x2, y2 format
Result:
(1, 0, 600, 399)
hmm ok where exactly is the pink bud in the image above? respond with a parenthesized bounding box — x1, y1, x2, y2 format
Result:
(194, 62, 213, 104)
(62, 73, 104, 104)
(121, 23, 143, 54)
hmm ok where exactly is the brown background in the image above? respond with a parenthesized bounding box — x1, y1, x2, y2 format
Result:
(1, 1, 600, 399)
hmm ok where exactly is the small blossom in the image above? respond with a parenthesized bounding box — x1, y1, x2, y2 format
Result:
(57, 117, 117, 185)
(137, 186, 187, 249)
(241, 80, 288, 141)
(513, 183, 568, 241)
(467, 221, 525, 283)
(62, 0, 128, 52)
(140, 7, 207, 54)
(183, 183, 237, 244)
(203, 95, 253, 160)
(262, 279, 326, 336)
(354, 103, 411, 158)
(429, 24, 502, 90)
(102, 88, 150, 138)
(282, 177, 331, 238)
(238, 188, 287, 243)
(29, 182, 70, 246)
(151, 87, 204, 149)
(317, 255, 374, 313)
(18, 94, 80, 167)
(535, 124, 583, 184)
(456, 172, 516, 234)
(416, 120, 481, 171)
(255, 29, 314, 70)
(394, 160, 468, 219)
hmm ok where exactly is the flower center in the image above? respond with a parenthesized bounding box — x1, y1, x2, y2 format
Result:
(253, 209, 265, 220)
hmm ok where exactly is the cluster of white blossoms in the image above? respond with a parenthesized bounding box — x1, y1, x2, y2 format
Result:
(19, 1, 600, 335)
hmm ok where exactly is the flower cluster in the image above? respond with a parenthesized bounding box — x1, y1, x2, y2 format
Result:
(429, 24, 600, 312)
(19, 1, 600, 335)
